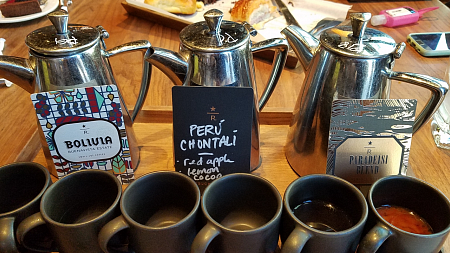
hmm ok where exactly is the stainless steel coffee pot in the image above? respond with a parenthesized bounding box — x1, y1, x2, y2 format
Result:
(147, 9, 289, 170)
(282, 13, 448, 176)
(0, 10, 152, 175)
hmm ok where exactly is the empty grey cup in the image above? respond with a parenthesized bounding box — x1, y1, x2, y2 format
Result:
(16, 169, 122, 253)
(191, 173, 283, 253)
(98, 171, 201, 253)
(280, 174, 368, 253)
(0, 162, 52, 253)
(357, 175, 450, 253)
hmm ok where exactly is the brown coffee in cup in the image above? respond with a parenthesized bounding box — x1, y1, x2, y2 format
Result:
(357, 175, 450, 253)
(376, 205, 433, 235)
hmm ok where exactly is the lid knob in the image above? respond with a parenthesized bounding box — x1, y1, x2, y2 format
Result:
(48, 9, 69, 34)
(350, 13, 371, 39)
(204, 9, 223, 46)
(204, 9, 223, 35)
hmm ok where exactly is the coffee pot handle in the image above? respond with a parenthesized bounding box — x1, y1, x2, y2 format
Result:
(106, 40, 153, 122)
(388, 71, 448, 133)
(251, 38, 289, 111)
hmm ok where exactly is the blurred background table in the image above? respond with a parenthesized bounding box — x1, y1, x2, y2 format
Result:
(1, 0, 450, 251)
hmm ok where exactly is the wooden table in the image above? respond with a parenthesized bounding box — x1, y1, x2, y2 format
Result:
(1, 0, 450, 251)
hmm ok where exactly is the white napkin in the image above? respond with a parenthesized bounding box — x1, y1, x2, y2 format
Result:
(258, 0, 352, 39)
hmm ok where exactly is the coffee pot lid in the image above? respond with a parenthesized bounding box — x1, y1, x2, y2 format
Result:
(179, 9, 251, 52)
(320, 13, 399, 58)
(25, 9, 100, 56)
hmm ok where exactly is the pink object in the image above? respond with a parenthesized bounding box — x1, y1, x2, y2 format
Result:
(371, 6, 439, 27)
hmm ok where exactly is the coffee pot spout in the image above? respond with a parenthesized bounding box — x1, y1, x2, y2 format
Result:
(281, 25, 320, 69)
(146, 48, 188, 86)
(0, 56, 35, 93)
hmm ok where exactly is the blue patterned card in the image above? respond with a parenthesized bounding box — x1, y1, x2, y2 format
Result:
(30, 85, 135, 184)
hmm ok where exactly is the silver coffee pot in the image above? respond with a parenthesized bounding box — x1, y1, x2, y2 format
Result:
(147, 9, 289, 170)
(282, 13, 449, 176)
(0, 9, 152, 175)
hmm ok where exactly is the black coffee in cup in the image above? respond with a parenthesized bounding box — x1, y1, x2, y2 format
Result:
(293, 199, 354, 232)
(280, 174, 368, 253)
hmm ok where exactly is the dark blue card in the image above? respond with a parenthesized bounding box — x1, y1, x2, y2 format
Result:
(172, 86, 254, 190)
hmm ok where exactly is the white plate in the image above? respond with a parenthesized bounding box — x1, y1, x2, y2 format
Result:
(124, 0, 268, 41)
(125, 0, 235, 24)
(0, 0, 59, 24)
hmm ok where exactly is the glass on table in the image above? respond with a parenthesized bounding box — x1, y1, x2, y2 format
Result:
(431, 57, 450, 148)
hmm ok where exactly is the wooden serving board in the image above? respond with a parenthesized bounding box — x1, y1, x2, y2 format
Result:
(131, 105, 293, 125)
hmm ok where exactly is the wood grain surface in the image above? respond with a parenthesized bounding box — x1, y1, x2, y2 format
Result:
(1, 0, 450, 251)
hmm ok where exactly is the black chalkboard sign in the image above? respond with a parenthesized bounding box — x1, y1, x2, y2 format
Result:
(172, 86, 254, 190)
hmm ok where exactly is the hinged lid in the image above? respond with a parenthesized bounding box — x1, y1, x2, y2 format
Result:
(179, 9, 250, 52)
(25, 9, 100, 56)
(320, 13, 398, 58)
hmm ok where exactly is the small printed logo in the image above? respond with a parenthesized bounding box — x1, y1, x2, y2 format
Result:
(338, 41, 364, 53)
(207, 106, 219, 121)
(55, 36, 78, 46)
(219, 32, 238, 44)
(53, 119, 121, 163)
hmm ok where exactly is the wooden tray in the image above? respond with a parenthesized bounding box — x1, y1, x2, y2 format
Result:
(121, 1, 299, 68)
(132, 105, 293, 125)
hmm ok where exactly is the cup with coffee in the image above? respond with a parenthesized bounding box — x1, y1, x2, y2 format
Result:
(357, 175, 450, 253)
(280, 174, 368, 253)
(190, 173, 283, 253)
(16, 169, 122, 253)
(0, 162, 52, 253)
(98, 171, 201, 253)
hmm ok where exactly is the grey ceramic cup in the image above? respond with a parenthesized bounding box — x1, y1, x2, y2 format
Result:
(16, 169, 122, 253)
(191, 173, 282, 253)
(98, 171, 201, 253)
(357, 175, 450, 253)
(280, 174, 368, 253)
(0, 162, 52, 253)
